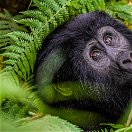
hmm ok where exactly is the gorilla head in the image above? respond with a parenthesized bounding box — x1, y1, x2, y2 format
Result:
(34, 11, 132, 130)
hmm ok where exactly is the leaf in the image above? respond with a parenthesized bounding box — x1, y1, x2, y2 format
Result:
(19, 115, 82, 132)
(101, 123, 124, 129)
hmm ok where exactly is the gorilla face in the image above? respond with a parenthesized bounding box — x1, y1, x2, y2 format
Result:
(35, 11, 132, 129)
(84, 26, 131, 70)
(82, 26, 132, 85)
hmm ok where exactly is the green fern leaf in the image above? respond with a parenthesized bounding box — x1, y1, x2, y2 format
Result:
(31, 23, 50, 41)
(23, 43, 36, 72)
(3, 60, 17, 66)
(0, 23, 12, 30)
(55, 0, 69, 6)
(18, 18, 42, 28)
(20, 53, 30, 78)
(32, 0, 53, 17)
(32, 34, 42, 50)
(5, 33, 20, 45)
(21, 10, 48, 23)
(107, 2, 132, 23)
(0, 37, 11, 48)
(0, 10, 27, 48)
(16, 59, 27, 79)
(86, 0, 95, 11)
(97, 0, 106, 10)
(117, 13, 132, 23)
(55, 10, 65, 24)
(3, 45, 24, 53)
(2, 52, 19, 59)
(14, 66, 23, 81)
(9, 31, 33, 42)
(93, 0, 100, 10)
(0, 29, 12, 35)
(42, 0, 60, 12)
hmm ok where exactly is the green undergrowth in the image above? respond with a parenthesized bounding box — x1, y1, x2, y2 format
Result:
(0, 0, 132, 131)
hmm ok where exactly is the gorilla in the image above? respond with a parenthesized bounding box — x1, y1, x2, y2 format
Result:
(34, 11, 132, 130)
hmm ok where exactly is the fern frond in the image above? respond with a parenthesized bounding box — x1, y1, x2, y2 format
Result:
(42, 0, 60, 12)
(1, 0, 71, 80)
(86, 0, 95, 12)
(5, 33, 20, 45)
(2, 50, 35, 79)
(0, 22, 12, 30)
(18, 18, 43, 29)
(2, 31, 37, 79)
(31, 0, 54, 18)
(32, 32, 42, 50)
(67, 0, 106, 16)
(0, 40, 10, 48)
(21, 10, 48, 23)
(55, 7, 69, 24)
(55, 0, 68, 6)
(31, 23, 50, 41)
(2, 52, 20, 60)
(8, 31, 34, 42)
(97, 0, 106, 10)
(3, 60, 17, 66)
(106, 2, 132, 23)
(3, 45, 24, 53)
(23, 43, 36, 72)
(117, 12, 132, 23)
(0, 29, 12, 35)
(0, 10, 27, 48)
(49, 17, 58, 30)
(92, 0, 100, 11)
(86, 0, 106, 11)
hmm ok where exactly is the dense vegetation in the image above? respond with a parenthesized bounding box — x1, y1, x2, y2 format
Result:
(0, 0, 132, 131)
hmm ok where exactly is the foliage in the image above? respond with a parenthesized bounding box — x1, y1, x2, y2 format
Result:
(107, 1, 132, 24)
(1, 112, 82, 132)
(0, 9, 27, 70)
(1, 0, 71, 80)
(0, 0, 132, 132)
(0, 71, 83, 131)
(0, 9, 27, 49)
(67, 0, 132, 24)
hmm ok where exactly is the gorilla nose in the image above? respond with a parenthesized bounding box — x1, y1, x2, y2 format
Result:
(117, 51, 132, 73)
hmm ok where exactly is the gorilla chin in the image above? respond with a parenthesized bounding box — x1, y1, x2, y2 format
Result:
(34, 11, 132, 130)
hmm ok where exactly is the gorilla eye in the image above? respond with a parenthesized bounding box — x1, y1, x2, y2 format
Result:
(90, 50, 102, 61)
(103, 34, 112, 45)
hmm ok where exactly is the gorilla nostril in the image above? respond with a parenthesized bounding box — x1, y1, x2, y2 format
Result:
(121, 58, 132, 73)
(130, 52, 132, 58)
(122, 59, 132, 64)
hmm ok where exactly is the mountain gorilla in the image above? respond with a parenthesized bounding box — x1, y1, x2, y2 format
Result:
(34, 11, 132, 130)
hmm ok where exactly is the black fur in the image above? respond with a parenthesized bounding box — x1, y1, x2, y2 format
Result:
(34, 11, 132, 130)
